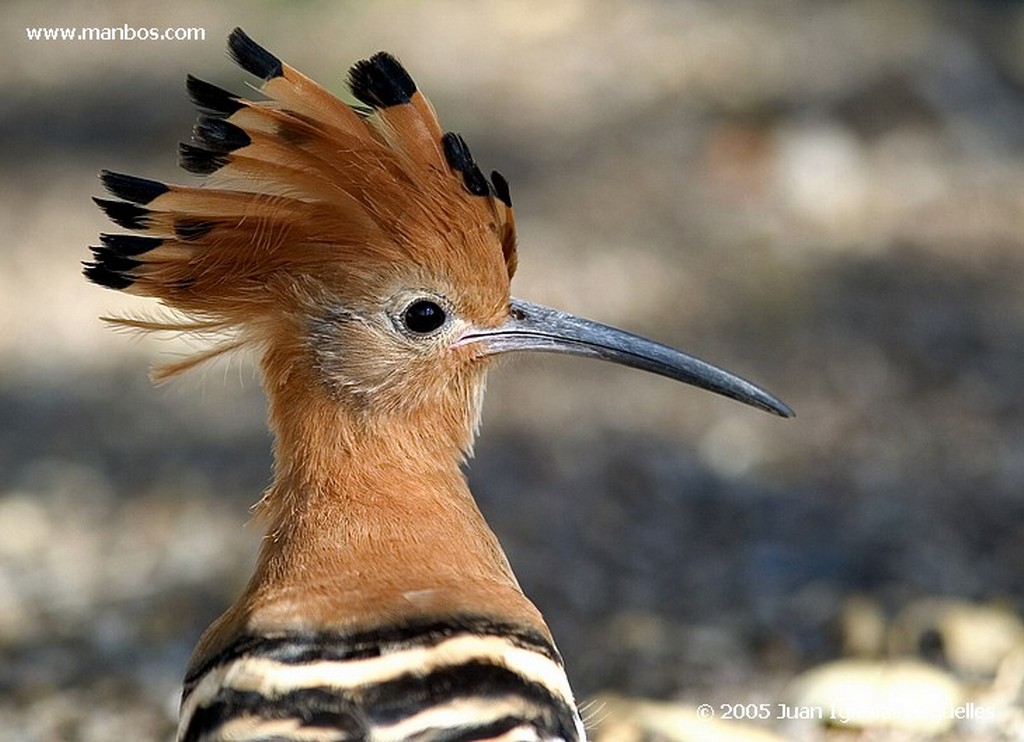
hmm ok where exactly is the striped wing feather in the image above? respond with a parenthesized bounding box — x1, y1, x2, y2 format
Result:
(177, 617, 582, 742)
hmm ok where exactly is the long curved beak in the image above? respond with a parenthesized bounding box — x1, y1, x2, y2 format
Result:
(459, 298, 793, 418)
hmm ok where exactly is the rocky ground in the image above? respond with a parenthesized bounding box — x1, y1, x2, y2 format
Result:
(3, 1, 1024, 740)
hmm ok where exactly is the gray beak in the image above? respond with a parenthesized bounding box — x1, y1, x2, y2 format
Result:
(461, 298, 793, 418)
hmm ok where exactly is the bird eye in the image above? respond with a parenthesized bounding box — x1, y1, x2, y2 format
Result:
(402, 299, 447, 335)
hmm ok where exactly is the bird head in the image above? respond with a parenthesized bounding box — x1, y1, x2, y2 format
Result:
(87, 29, 791, 463)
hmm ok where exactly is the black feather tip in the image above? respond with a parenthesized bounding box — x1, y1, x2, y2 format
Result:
(83, 260, 135, 290)
(348, 52, 416, 108)
(88, 246, 142, 272)
(193, 116, 251, 152)
(100, 171, 168, 205)
(99, 233, 163, 256)
(442, 132, 490, 197)
(93, 198, 151, 230)
(228, 27, 283, 80)
(178, 143, 229, 175)
(83, 246, 141, 290)
(186, 75, 243, 117)
(490, 170, 512, 207)
(442, 131, 474, 172)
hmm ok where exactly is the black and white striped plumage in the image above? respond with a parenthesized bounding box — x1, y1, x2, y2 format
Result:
(178, 617, 584, 742)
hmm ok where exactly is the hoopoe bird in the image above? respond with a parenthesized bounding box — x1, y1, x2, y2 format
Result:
(85, 29, 792, 742)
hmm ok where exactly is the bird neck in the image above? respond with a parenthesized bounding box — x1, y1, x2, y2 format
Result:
(190, 355, 546, 665)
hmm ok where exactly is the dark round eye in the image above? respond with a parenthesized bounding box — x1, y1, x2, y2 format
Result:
(402, 299, 447, 334)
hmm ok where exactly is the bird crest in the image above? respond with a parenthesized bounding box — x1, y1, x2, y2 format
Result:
(86, 28, 516, 381)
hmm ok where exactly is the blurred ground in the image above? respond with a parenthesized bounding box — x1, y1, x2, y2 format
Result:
(3, 1, 1024, 740)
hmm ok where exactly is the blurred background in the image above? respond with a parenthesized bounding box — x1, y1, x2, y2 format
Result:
(3, 1, 1024, 740)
